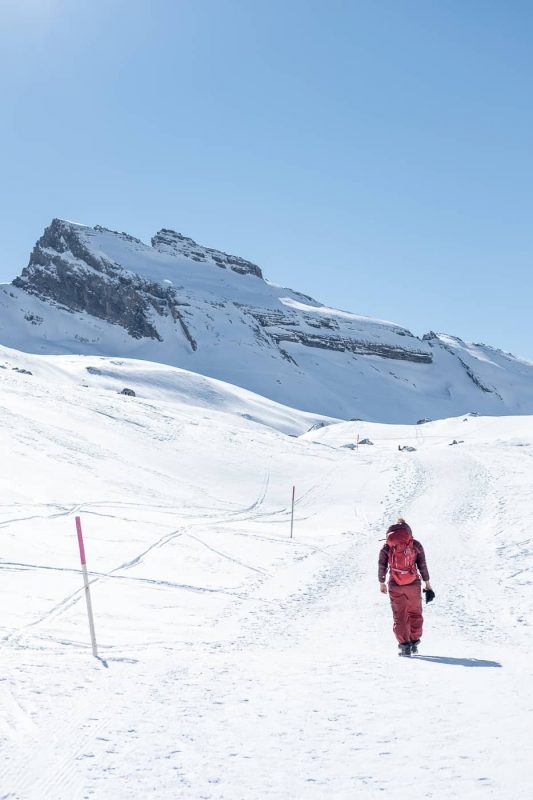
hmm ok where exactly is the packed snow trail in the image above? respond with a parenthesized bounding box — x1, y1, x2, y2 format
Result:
(1, 352, 532, 798)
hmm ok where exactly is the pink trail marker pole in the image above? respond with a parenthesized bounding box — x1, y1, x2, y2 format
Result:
(75, 516, 98, 659)
(357, 433, 359, 451)
(290, 485, 295, 538)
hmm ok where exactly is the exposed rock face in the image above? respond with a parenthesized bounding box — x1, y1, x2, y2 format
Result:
(242, 306, 431, 363)
(13, 219, 197, 346)
(152, 229, 263, 278)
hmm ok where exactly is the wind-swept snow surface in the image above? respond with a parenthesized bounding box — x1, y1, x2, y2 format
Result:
(1, 347, 532, 799)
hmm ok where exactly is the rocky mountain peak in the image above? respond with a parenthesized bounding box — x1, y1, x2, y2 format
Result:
(28, 218, 99, 269)
(151, 228, 263, 279)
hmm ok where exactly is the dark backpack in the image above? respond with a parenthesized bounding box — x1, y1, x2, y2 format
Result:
(387, 525, 418, 585)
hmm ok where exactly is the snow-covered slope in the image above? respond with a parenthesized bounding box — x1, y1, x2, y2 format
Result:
(1, 347, 532, 799)
(2, 218, 533, 422)
(0, 345, 333, 437)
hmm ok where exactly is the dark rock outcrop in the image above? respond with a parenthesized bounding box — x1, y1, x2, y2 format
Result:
(13, 219, 197, 347)
(244, 307, 431, 364)
(152, 229, 263, 278)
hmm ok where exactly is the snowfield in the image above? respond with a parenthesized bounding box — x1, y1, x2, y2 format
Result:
(0, 344, 532, 799)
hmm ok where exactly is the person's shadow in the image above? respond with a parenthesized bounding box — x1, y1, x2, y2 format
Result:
(412, 655, 502, 668)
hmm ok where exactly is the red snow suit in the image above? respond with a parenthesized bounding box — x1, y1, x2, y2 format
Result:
(378, 537, 430, 644)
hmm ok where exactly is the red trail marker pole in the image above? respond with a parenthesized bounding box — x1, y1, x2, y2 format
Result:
(290, 485, 295, 538)
(75, 516, 98, 659)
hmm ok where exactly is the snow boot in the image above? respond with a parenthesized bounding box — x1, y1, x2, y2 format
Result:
(398, 642, 411, 657)
(410, 639, 420, 655)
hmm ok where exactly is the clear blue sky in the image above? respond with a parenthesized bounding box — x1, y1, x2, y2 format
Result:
(2, 0, 532, 358)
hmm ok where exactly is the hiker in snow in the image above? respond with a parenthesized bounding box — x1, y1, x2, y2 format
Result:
(378, 518, 435, 656)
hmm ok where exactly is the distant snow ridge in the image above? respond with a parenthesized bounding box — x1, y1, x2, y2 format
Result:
(1, 217, 533, 422)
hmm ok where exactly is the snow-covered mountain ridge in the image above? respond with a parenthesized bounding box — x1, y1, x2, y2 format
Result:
(1, 217, 532, 421)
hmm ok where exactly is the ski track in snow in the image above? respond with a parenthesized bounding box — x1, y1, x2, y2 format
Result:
(1, 494, 273, 650)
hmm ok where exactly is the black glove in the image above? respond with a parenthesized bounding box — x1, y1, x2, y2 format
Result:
(423, 588, 436, 603)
